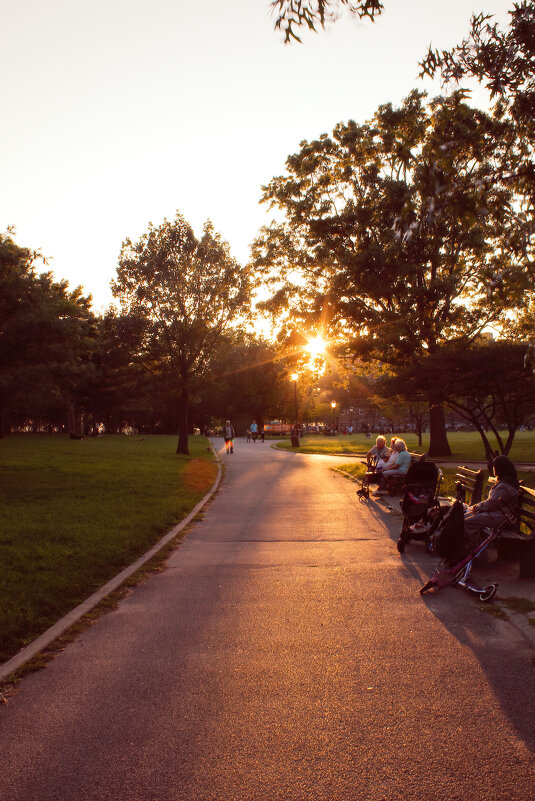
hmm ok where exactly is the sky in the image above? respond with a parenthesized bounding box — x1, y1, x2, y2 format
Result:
(1, 0, 515, 312)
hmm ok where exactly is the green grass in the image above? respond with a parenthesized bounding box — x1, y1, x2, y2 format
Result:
(275, 430, 535, 463)
(0, 434, 218, 664)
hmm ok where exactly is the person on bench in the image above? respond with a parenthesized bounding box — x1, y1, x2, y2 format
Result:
(463, 455, 520, 541)
(374, 439, 411, 495)
(366, 435, 391, 467)
(376, 436, 398, 471)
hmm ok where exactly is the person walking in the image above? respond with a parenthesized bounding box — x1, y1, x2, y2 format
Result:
(250, 421, 258, 442)
(222, 420, 235, 454)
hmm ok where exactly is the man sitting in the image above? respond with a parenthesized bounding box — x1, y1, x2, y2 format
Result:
(366, 435, 391, 467)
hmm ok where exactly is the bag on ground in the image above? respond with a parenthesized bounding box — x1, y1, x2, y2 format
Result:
(433, 500, 467, 565)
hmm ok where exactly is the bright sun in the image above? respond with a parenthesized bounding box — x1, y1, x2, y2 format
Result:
(305, 335, 327, 358)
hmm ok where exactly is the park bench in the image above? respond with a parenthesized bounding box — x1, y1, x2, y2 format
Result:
(493, 484, 535, 578)
(454, 466, 485, 505)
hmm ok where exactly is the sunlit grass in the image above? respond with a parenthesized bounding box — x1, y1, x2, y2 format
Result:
(275, 431, 535, 463)
(0, 434, 217, 664)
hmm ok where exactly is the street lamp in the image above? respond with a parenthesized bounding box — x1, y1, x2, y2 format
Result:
(291, 374, 298, 425)
(331, 400, 336, 430)
(291, 374, 299, 445)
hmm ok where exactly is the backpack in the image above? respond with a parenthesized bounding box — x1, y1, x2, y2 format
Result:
(433, 500, 467, 565)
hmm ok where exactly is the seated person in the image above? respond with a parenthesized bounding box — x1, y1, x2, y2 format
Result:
(366, 435, 391, 467)
(374, 439, 411, 494)
(376, 436, 398, 471)
(464, 455, 520, 541)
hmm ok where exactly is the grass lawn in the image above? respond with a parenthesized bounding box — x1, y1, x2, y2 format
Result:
(0, 434, 218, 665)
(275, 430, 535, 463)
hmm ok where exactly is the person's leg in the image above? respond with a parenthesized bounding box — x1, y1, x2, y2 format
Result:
(463, 511, 501, 541)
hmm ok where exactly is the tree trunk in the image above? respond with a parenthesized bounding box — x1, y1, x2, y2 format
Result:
(428, 401, 451, 457)
(67, 403, 78, 435)
(176, 386, 190, 455)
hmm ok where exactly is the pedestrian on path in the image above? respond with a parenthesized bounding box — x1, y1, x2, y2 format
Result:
(223, 420, 235, 454)
(250, 421, 258, 442)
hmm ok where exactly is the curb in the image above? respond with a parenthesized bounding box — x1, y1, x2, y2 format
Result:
(0, 447, 223, 684)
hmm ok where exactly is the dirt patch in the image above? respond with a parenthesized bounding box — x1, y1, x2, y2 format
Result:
(182, 459, 219, 492)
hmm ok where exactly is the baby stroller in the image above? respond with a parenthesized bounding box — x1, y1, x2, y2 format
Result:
(419, 500, 500, 602)
(356, 457, 381, 500)
(396, 461, 443, 553)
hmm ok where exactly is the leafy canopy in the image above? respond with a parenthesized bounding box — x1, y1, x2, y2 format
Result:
(254, 91, 526, 365)
(113, 212, 253, 453)
(0, 231, 95, 430)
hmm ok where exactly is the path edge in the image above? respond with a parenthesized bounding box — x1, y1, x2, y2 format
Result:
(0, 445, 222, 683)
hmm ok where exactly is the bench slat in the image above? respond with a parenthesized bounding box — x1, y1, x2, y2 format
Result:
(455, 466, 484, 505)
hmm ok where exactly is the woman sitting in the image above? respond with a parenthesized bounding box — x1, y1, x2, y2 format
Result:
(374, 439, 411, 495)
(464, 455, 520, 541)
(376, 436, 398, 471)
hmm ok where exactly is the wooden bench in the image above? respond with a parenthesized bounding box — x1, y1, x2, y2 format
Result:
(495, 485, 535, 578)
(454, 466, 484, 505)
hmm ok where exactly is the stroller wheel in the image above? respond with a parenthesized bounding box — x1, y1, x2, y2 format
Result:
(396, 537, 405, 553)
(479, 584, 497, 603)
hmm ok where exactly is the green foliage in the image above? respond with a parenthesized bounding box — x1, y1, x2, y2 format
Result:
(0, 434, 217, 663)
(113, 212, 253, 453)
(254, 88, 531, 455)
(421, 2, 535, 133)
(421, 3, 535, 266)
(255, 91, 523, 364)
(0, 231, 96, 435)
(195, 330, 289, 428)
(377, 340, 535, 459)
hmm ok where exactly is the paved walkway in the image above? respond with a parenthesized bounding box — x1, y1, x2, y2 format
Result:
(1, 439, 534, 800)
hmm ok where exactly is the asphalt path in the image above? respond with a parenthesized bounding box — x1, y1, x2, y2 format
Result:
(1, 438, 535, 800)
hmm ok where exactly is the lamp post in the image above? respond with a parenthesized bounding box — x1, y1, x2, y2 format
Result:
(331, 400, 336, 432)
(291, 374, 299, 445)
(291, 374, 298, 425)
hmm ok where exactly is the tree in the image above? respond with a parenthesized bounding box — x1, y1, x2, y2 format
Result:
(253, 91, 527, 455)
(0, 231, 95, 437)
(271, 0, 383, 42)
(383, 340, 535, 463)
(421, 1, 535, 356)
(189, 331, 290, 431)
(112, 213, 253, 454)
(421, 2, 535, 135)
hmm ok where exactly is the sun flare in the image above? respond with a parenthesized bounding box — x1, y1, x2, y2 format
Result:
(305, 335, 327, 358)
